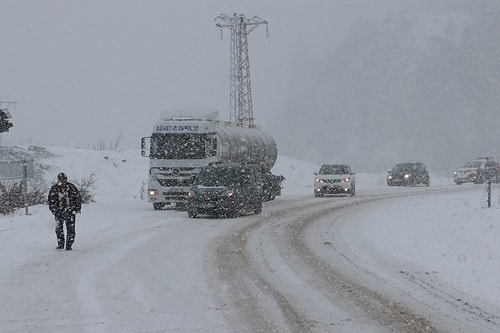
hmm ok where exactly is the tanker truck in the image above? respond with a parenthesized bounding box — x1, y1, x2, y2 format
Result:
(141, 110, 282, 209)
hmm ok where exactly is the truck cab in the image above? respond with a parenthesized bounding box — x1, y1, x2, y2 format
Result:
(141, 110, 279, 210)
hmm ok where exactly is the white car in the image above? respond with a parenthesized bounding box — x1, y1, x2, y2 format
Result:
(314, 164, 355, 197)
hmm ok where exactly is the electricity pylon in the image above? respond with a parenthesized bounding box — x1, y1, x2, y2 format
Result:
(215, 13, 268, 128)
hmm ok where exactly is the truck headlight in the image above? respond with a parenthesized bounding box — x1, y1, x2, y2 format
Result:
(148, 189, 157, 196)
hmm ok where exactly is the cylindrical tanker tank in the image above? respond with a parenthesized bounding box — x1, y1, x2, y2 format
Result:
(215, 124, 277, 172)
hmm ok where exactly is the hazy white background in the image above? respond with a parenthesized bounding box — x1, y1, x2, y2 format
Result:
(1, 0, 499, 173)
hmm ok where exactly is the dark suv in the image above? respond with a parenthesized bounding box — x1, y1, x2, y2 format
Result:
(387, 162, 430, 186)
(186, 163, 263, 218)
(453, 157, 499, 184)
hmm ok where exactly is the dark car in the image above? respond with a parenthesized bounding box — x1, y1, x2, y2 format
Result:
(453, 157, 499, 184)
(387, 162, 430, 186)
(186, 163, 263, 218)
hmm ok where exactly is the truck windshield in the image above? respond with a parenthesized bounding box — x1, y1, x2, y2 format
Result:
(150, 133, 208, 159)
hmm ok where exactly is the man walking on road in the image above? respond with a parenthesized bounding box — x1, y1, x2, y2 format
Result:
(48, 172, 82, 250)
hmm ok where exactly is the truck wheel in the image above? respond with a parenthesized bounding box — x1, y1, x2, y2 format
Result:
(265, 193, 275, 201)
(253, 201, 262, 214)
(227, 209, 240, 218)
(153, 203, 165, 210)
(187, 209, 197, 218)
(176, 202, 187, 211)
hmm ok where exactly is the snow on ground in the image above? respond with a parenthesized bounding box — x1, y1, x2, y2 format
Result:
(1, 146, 500, 331)
(355, 189, 500, 306)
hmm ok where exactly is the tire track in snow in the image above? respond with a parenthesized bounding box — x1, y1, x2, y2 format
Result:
(207, 189, 487, 332)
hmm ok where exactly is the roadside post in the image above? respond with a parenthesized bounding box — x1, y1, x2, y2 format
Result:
(23, 160, 29, 215)
(487, 181, 491, 208)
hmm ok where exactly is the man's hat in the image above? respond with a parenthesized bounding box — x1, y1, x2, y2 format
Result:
(57, 172, 67, 181)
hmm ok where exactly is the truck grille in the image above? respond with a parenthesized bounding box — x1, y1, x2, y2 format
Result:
(156, 167, 199, 177)
(158, 178, 193, 187)
(163, 191, 189, 200)
(323, 179, 341, 184)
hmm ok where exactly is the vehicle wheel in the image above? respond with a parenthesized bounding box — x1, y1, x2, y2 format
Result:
(153, 203, 165, 210)
(454, 180, 461, 185)
(253, 201, 262, 214)
(263, 192, 274, 201)
(176, 202, 187, 211)
(187, 209, 197, 218)
(227, 209, 240, 218)
(350, 187, 356, 196)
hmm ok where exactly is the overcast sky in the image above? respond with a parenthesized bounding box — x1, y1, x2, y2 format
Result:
(0, 0, 401, 151)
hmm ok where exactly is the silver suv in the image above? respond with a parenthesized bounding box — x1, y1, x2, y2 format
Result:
(314, 164, 356, 197)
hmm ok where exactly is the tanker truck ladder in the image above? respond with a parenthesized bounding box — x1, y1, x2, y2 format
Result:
(215, 13, 268, 128)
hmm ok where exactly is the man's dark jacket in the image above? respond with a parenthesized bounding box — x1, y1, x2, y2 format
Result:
(48, 182, 82, 217)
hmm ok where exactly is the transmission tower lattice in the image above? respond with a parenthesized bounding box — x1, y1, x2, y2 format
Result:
(215, 13, 268, 127)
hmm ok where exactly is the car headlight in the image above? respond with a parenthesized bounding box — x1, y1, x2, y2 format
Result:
(340, 177, 350, 183)
(148, 189, 157, 196)
(315, 178, 324, 184)
(387, 175, 393, 180)
(187, 190, 195, 197)
(404, 174, 410, 180)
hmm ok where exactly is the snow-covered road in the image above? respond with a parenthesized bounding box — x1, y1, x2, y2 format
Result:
(2, 183, 499, 332)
